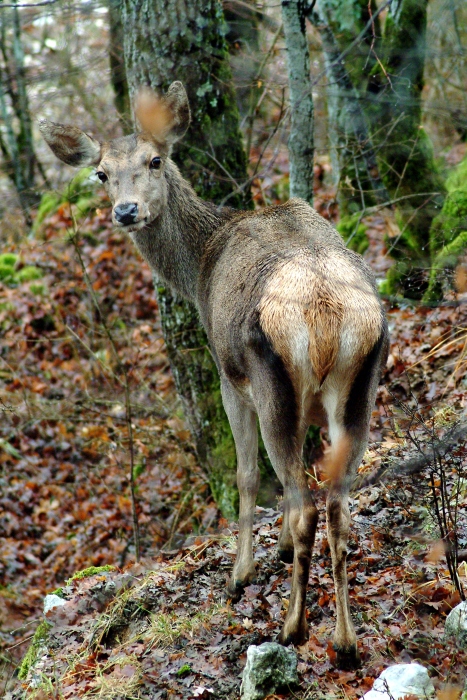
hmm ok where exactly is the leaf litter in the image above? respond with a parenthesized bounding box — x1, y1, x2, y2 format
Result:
(1, 198, 467, 698)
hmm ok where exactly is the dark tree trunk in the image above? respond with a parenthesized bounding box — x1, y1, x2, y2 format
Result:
(0, 3, 41, 223)
(107, 0, 131, 134)
(119, 0, 277, 517)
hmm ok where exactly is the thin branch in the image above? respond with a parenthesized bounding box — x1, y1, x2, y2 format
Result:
(0, 0, 59, 8)
(306, 0, 395, 88)
(67, 214, 141, 562)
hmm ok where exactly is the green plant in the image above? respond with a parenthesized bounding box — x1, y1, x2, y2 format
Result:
(33, 167, 100, 233)
(337, 214, 369, 255)
(0, 253, 44, 287)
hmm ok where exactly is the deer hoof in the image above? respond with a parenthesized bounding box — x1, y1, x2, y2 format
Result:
(227, 572, 256, 603)
(227, 580, 244, 603)
(277, 620, 309, 647)
(333, 643, 361, 670)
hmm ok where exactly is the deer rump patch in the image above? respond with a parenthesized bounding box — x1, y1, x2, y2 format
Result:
(258, 254, 382, 389)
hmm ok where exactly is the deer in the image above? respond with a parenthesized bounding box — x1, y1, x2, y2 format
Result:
(40, 81, 388, 670)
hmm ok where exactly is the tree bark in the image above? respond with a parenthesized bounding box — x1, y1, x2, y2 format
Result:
(281, 0, 314, 203)
(311, 3, 389, 219)
(107, 0, 131, 134)
(119, 0, 276, 517)
(367, 0, 446, 297)
(0, 2, 40, 222)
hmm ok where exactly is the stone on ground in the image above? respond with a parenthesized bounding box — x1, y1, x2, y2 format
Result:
(445, 600, 467, 648)
(363, 663, 435, 700)
(240, 642, 298, 700)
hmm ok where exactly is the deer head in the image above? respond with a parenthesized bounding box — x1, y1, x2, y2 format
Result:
(39, 81, 191, 231)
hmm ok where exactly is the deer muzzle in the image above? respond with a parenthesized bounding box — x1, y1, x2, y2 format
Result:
(114, 202, 139, 226)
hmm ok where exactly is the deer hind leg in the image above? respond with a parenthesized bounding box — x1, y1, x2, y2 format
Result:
(256, 401, 317, 646)
(277, 502, 294, 563)
(326, 481, 359, 669)
(221, 378, 260, 601)
(277, 422, 310, 564)
(324, 334, 387, 669)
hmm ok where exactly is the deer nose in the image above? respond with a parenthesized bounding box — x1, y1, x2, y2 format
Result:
(114, 202, 139, 225)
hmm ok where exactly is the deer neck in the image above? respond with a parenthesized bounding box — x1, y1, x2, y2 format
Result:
(130, 160, 230, 302)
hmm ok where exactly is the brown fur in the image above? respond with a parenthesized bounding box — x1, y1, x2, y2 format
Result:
(40, 81, 388, 669)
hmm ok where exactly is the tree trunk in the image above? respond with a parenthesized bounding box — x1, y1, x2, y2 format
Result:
(107, 0, 131, 134)
(311, 3, 389, 219)
(119, 0, 277, 518)
(281, 0, 314, 203)
(368, 0, 446, 297)
(0, 3, 40, 223)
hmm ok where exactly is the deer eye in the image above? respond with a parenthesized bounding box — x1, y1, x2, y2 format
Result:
(150, 156, 161, 170)
(96, 171, 108, 183)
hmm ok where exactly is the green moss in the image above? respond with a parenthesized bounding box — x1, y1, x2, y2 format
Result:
(17, 266, 44, 283)
(424, 155, 467, 300)
(445, 156, 467, 192)
(0, 265, 15, 283)
(18, 620, 52, 680)
(29, 283, 47, 296)
(423, 230, 467, 303)
(0, 256, 45, 287)
(0, 253, 19, 268)
(337, 215, 369, 255)
(176, 664, 192, 677)
(66, 565, 116, 585)
(429, 189, 467, 254)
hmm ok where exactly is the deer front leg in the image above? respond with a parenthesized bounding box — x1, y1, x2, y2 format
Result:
(221, 378, 259, 601)
(327, 488, 360, 669)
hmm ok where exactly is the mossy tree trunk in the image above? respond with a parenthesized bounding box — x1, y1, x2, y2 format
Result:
(311, 2, 389, 218)
(367, 0, 446, 297)
(119, 0, 277, 518)
(424, 155, 467, 301)
(314, 0, 449, 298)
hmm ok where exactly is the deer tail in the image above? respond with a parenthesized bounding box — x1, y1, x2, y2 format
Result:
(304, 296, 343, 386)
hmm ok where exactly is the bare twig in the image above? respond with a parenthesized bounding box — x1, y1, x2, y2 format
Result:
(67, 214, 141, 562)
(0, 0, 59, 8)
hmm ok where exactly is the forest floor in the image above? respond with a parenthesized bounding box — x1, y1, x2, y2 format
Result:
(1, 162, 467, 698)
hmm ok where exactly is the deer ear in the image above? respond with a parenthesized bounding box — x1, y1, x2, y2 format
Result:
(135, 82, 191, 148)
(39, 120, 102, 167)
(164, 81, 191, 144)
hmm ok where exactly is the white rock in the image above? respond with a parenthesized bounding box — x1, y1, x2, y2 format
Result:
(240, 642, 298, 700)
(43, 594, 66, 615)
(363, 663, 435, 700)
(445, 600, 467, 648)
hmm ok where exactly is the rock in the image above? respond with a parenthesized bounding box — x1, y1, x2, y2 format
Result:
(43, 594, 66, 615)
(363, 663, 435, 700)
(240, 642, 298, 700)
(445, 600, 467, 648)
